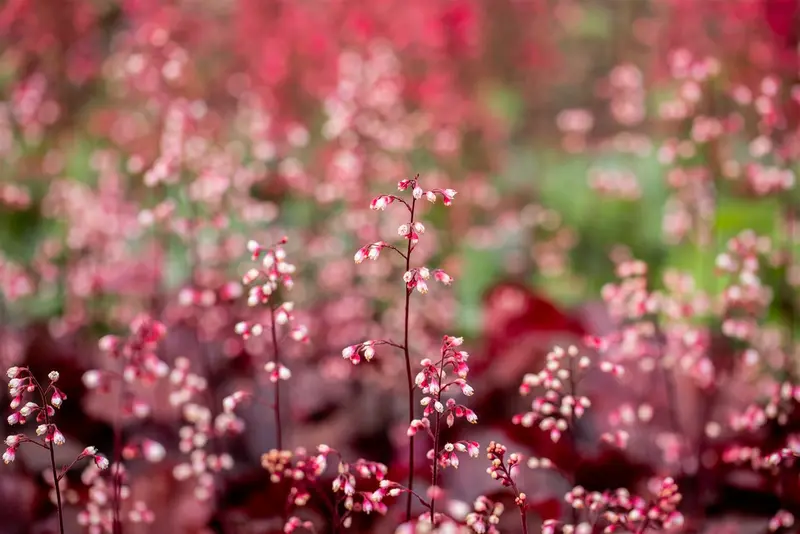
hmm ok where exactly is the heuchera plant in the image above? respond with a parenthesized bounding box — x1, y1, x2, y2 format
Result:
(1, 1, 799, 530)
(346, 175, 457, 520)
(5, 366, 109, 534)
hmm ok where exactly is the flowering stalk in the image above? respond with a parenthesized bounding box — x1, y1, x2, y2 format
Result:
(401, 193, 417, 521)
(411, 335, 479, 527)
(270, 306, 284, 449)
(85, 315, 169, 532)
(238, 236, 307, 452)
(5, 367, 109, 534)
(350, 175, 456, 521)
(485, 442, 528, 534)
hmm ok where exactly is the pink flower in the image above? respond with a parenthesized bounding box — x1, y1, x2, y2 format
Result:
(94, 455, 110, 470)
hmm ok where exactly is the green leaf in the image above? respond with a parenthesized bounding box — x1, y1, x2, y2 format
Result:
(457, 244, 506, 336)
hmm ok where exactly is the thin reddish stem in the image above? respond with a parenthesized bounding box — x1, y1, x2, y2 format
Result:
(270, 306, 283, 450)
(403, 196, 417, 522)
(33, 378, 65, 534)
(429, 346, 447, 527)
(111, 361, 124, 534)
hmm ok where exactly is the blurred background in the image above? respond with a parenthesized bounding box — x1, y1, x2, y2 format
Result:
(0, 0, 799, 533)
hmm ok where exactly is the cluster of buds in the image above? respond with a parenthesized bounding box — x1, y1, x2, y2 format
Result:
(599, 402, 655, 450)
(601, 260, 657, 321)
(715, 230, 772, 342)
(485, 442, 522, 490)
(730, 381, 800, 432)
(283, 517, 316, 534)
(332, 458, 390, 515)
(722, 433, 800, 473)
(413, 336, 480, 468)
(261, 448, 325, 485)
(435, 441, 481, 469)
(262, 445, 400, 531)
(354, 240, 391, 263)
(465, 496, 504, 534)
(239, 237, 307, 384)
(177, 281, 244, 308)
(513, 345, 603, 443)
(744, 163, 795, 196)
(78, 461, 153, 533)
(403, 267, 453, 295)
(341, 339, 381, 364)
(5, 367, 108, 467)
(484, 441, 533, 515)
(354, 175, 455, 285)
(4, 366, 108, 528)
(244, 236, 295, 301)
(168, 356, 208, 408)
(550, 478, 684, 533)
(89, 315, 169, 390)
(768, 510, 795, 532)
(170, 357, 238, 501)
(369, 177, 456, 211)
(173, 400, 237, 500)
(78, 316, 168, 527)
(398, 221, 426, 244)
(594, 259, 664, 372)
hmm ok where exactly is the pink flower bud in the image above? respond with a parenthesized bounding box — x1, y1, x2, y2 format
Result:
(94, 455, 110, 470)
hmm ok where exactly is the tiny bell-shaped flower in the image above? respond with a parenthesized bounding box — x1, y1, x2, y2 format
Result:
(434, 269, 453, 285)
(19, 402, 37, 417)
(94, 455, 110, 469)
(48, 371, 60, 382)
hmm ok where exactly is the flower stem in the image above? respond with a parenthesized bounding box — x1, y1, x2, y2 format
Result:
(429, 345, 446, 527)
(269, 305, 288, 529)
(111, 361, 124, 534)
(403, 197, 417, 522)
(48, 442, 66, 534)
(36, 381, 65, 534)
(519, 506, 529, 534)
(270, 306, 283, 451)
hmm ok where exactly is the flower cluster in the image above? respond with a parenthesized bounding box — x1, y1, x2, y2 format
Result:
(5, 367, 107, 467)
(545, 477, 684, 534)
(172, 359, 237, 501)
(465, 496, 504, 534)
(514, 345, 608, 443)
(243, 236, 295, 302)
(262, 445, 406, 531)
(715, 230, 772, 342)
(77, 462, 155, 532)
(88, 315, 170, 392)
(341, 339, 401, 365)
(412, 335, 479, 464)
(4, 366, 109, 534)
(239, 237, 308, 347)
(353, 175, 455, 297)
(410, 335, 480, 526)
